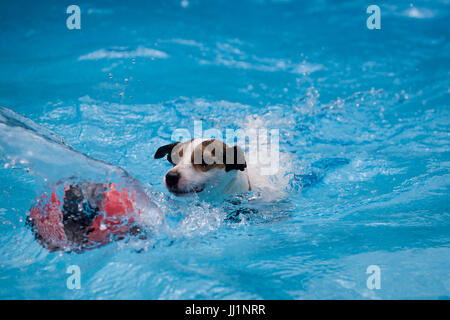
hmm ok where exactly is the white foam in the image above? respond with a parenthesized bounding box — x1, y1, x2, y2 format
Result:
(200, 42, 322, 74)
(78, 46, 169, 61)
(240, 114, 293, 202)
(169, 38, 204, 48)
(403, 7, 435, 19)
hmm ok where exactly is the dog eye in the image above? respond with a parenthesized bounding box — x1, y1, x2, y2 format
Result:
(202, 155, 216, 166)
(199, 157, 216, 169)
(167, 146, 183, 166)
(201, 160, 209, 167)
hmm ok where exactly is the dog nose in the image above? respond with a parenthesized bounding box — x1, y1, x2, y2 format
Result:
(165, 171, 180, 188)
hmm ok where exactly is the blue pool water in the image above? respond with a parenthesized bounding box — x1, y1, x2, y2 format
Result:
(0, 0, 449, 299)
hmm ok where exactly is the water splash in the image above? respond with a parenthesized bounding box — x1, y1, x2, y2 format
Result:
(0, 106, 164, 252)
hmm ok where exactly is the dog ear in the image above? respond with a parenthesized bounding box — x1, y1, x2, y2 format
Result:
(154, 142, 180, 163)
(224, 145, 247, 172)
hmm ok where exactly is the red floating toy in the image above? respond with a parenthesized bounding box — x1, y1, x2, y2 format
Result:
(28, 182, 142, 252)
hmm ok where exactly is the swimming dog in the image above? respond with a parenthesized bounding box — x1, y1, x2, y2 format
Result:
(154, 139, 251, 197)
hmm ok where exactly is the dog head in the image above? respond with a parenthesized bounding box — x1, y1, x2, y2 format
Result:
(154, 138, 246, 196)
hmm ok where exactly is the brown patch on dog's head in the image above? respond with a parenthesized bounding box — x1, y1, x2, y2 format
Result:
(191, 139, 246, 172)
(191, 139, 225, 172)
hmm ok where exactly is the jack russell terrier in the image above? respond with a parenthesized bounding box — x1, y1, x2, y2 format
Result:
(154, 138, 252, 197)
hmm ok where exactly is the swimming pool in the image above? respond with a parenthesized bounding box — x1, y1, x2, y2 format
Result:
(0, 0, 449, 299)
